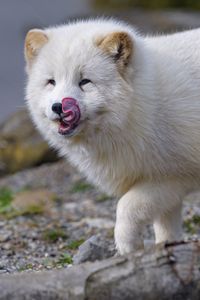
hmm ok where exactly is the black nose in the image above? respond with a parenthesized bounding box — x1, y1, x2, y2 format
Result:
(52, 102, 62, 115)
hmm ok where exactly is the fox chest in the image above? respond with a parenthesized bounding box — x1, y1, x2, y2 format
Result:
(67, 145, 137, 196)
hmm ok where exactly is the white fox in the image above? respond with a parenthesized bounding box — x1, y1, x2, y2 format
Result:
(25, 19, 200, 255)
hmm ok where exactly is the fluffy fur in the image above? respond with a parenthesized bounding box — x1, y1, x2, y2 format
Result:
(25, 19, 200, 255)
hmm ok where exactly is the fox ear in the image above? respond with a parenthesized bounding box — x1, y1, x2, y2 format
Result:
(96, 32, 133, 72)
(24, 29, 48, 68)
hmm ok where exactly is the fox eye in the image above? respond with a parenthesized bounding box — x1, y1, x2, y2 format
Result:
(47, 79, 56, 86)
(79, 79, 91, 87)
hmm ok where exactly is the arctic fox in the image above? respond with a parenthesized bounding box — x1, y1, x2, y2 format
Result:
(24, 19, 200, 255)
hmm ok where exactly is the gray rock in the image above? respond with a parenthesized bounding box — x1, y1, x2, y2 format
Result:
(0, 241, 200, 300)
(0, 231, 12, 243)
(73, 235, 115, 264)
(0, 109, 58, 176)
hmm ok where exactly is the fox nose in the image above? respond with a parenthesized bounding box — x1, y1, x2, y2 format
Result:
(52, 102, 62, 115)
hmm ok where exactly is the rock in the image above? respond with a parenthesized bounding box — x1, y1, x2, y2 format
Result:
(0, 230, 12, 243)
(73, 235, 115, 264)
(0, 241, 200, 300)
(0, 109, 58, 176)
(11, 189, 57, 215)
(2, 243, 12, 251)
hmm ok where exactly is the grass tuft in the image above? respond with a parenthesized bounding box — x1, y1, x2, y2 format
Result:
(4, 204, 44, 219)
(0, 187, 13, 213)
(43, 228, 68, 243)
(183, 214, 200, 234)
(67, 239, 84, 250)
(56, 253, 73, 265)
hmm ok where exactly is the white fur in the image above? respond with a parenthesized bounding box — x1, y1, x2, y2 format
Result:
(25, 19, 200, 255)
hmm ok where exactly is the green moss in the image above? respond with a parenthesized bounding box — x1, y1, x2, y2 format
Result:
(56, 253, 73, 265)
(191, 215, 200, 225)
(43, 253, 73, 268)
(45, 254, 72, 267)
(21, 204, 44, 215)
(43, 228, 68, 243)
(183, 214, 200, 234)
(25, 263, 34, 269)
(67, 239, 84, 250)
(0, 187, 13, 213)
(70, 180, 93, 193)
(18, 263, 34, 272)
(4, 204, 44, 219)
(183, 220, 196, 234)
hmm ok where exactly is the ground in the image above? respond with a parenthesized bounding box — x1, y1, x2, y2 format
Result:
(0, 161, 116, 273)
(0, 160, 200, 274)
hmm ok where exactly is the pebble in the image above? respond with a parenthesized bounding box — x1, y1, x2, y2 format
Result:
(0, 231, 12, 242)
(73, 235, 115, 264)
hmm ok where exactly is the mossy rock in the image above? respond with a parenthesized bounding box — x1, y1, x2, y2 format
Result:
(0, 109, 59, 176)
(11, 189, 57, 216)
(0, 188, 58, 219)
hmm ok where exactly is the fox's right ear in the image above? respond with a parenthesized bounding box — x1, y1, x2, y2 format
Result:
(95, 31, 133, 74)
(24, 29, 48, 69)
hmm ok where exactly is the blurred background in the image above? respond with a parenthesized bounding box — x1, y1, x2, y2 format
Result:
(1, 0, 200, 175)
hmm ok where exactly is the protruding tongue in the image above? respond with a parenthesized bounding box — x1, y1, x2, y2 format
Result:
(62, 98, 81, 125)
(59, 98, 81, 135)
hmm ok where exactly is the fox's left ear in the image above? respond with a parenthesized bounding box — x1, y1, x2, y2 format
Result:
(24, 29, 48, 69)
(96, 32, 133, 72)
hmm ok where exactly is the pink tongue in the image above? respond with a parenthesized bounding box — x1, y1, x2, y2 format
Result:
(62, 98, 81, 124)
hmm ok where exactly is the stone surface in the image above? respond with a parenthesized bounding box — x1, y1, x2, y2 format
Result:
(85, 241, 200, 300)
(73, 235, 115, 264)
(0, 109, 58, 176)
(0, 241, 200, 300)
